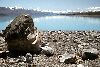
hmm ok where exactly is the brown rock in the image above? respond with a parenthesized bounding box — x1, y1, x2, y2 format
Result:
(3, 14, 41, 54)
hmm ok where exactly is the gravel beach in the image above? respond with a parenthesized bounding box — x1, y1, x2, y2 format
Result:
(0, 30, 100, 67)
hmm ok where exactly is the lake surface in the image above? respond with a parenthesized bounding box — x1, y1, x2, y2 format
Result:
(34, 16, 100, 31)
(0, 15, 100, 31)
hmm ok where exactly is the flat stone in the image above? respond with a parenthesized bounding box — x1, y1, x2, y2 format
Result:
(59, 53, 76, 64)
(82, 48, 99, 60)
(41, 46, 54, 56)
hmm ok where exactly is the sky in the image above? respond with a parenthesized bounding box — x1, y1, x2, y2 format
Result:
(0, 0, 100, 11)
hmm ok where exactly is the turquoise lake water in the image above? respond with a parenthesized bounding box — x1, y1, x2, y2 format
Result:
(34, 16, 100, 31)
(0, 16, 100, 31)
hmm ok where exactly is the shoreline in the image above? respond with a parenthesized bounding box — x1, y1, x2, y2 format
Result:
(1, 30, 100, 66)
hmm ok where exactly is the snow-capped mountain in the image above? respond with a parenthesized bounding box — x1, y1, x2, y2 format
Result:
(0, 7, 58, 18)
(87, 7, 100, 12)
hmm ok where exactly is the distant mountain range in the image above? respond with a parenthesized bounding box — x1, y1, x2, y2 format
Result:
(0, 7, 100, 18)
(0, 7, 58, 18)
(58, 8, 100, 16)
(59, 11, 100, 16)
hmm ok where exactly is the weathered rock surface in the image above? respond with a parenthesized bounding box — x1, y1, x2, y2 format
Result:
(82, 48, 99, 60)
(0, 33, 8, 58)
(3, 14, 41, 54)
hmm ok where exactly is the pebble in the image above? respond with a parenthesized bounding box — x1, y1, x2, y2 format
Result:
(41, 46, 54, 56)
(18, 56, 26, 62)
(81, 43, 89, 46)
(77, 64, 84, 67)
(45, 43, 49, 46)
(9, 58, 16, 64)
(82, 48, 99, 60)
(59, 53, 76, 64)
(25, 53, 33, 63)
(18, 62, 26, 67)
(78, 44, 83, 48)
(53, 39, 57, 42)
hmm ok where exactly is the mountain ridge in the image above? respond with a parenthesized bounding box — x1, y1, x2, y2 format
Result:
(0, 7, 58, 18)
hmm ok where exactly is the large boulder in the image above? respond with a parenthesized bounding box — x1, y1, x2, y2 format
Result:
(3, 14, 41, 54)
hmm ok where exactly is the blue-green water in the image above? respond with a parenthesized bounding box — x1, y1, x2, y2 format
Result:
(34, 16, 100, 31)
(0, 16, 100, 31)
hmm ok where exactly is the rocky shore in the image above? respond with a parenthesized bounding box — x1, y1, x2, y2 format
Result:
(0, 14, 100, 67)
(0, 30, 100, 67)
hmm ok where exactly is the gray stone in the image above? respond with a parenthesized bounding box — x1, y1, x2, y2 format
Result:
(41, 46, 54, 56)
(25, 53, 33, 63)
(18, 56, 26, 62)
(59, 53, 76, 64)
(82, 48, 99, 60)
(77, 64, 84, 67)
(53, 39, 57, 42)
